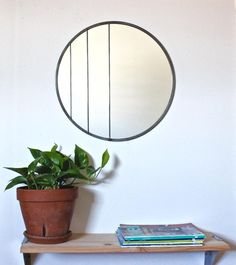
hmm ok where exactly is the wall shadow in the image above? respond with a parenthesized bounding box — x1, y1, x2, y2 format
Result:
(70, 154, 120, 233)
(96, 154, 120, 185)
(213, 233, 236, 263)
(199, 228, 236, 264)
(70, 187, 95, 232)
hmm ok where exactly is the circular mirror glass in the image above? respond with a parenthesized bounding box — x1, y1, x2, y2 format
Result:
(56, 21, 175, 141)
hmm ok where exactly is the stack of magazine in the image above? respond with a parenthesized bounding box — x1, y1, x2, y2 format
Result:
(116, 223, 206, 247)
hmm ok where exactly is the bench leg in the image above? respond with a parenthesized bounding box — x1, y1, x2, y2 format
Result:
(23, 253, 31, 265)
(204, 251, 218, 265)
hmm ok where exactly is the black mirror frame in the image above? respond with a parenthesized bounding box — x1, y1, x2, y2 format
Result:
(55, 21, 176, 142)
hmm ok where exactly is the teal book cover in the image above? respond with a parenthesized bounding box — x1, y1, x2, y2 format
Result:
(118, 223, 206, 241)
(116, 228, 204, 247)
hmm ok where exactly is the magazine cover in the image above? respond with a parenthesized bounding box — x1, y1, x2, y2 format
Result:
(118, 223, 206, 241)
(116, 228, 204, 247)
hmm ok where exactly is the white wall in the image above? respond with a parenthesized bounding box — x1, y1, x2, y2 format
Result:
(0, 0, 235, 264)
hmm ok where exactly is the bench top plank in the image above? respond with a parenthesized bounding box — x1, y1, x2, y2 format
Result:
(21, 232, 230, 254)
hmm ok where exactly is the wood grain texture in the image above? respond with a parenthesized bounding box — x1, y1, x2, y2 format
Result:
(21, 232, 230, 254)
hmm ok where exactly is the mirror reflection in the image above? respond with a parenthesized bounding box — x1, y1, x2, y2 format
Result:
(56, 21, 175, 141)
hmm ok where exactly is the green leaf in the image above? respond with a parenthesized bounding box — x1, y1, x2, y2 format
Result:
(42, 151, 64, 167)
(51, 144, 58, 152)
(39, 153, 53, 168)
(28, 148, 42, 159)
(4, 167, 28, 176)
(61, 157, 71, 171)
(5, 176, 28, 190)
(74, 145, 89, 168)
(28, 158, 40, 173)
(86, 165, 96, 175)
(35, 165, 51, 174)
(101, 149, 110, 168)
(4, 144, 110, 190)
(35, 174, 56, 188)
(59, 168, 88, 180)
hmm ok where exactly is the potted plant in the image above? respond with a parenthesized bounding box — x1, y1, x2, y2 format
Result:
(4, 144, 109, 244)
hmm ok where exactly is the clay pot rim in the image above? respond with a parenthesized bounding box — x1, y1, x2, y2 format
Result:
(17, 186, 78, 190)
(17, 186, 78, 202)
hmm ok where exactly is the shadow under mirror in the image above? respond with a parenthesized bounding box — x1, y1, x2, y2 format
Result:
(56, 21, 175, 141)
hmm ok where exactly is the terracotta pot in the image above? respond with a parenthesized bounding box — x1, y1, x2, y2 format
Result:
(17, 187, 78, 244)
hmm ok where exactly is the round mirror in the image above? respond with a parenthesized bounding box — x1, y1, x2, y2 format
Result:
(56, 21, 175, 141)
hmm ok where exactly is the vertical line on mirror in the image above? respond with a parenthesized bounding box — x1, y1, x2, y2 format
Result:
(69, 44, 72, 118)
(108, 24, 111, 139)
(86, 30, 90, 132)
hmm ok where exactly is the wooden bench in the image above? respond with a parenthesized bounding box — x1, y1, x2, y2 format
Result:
(21, 232, 230, 265)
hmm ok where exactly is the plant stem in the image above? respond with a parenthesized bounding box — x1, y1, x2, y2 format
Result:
(30, 174, 38, 189)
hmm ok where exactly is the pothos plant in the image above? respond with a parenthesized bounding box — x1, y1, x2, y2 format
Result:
(4, 144, 110, 190)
